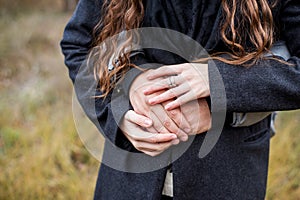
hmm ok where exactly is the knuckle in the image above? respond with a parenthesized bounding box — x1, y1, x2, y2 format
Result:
(163, 119, 171, 127)
(168, 109, 179, 118)
(186, 74, 193, 81)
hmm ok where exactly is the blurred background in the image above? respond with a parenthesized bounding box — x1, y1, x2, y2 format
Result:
(0, 0, 299, 199)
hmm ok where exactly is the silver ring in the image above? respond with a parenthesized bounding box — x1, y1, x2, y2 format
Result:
(168, 76, 177, 88)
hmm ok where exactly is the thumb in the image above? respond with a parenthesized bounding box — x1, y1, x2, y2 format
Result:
(125, 110, 153, 128)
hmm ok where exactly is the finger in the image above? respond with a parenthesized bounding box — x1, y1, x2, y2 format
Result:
(141, 150, 166, 157)
(138, 139, 180, 157)
(146, 65, 181, 80)
(136, 132, 178, 143)
(150, 105, 189, 141)
(164, 107, 192, 134)
(143, 76, 185, 95)
(165, 92, 196, 111)
(122, 117, 177, 142)
(146, 119, 187, 141)
(135, 140, 173, 152)
(180, 99, 212, 135)
(148, 84, 190, 105)
(146, 126, 158, 133)
(125, 110, 153, 128)
(143, 81, 170, 95)
(148, 109, 172, 134)
(125, 127, 178, 143)
(143, 151, 162, 157)
(180, 100, 199, 134)
(148, 90, 178, 105)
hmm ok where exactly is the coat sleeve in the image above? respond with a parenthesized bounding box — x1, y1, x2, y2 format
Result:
(60, 0, 145, 150)
(209, 0, 300, 113)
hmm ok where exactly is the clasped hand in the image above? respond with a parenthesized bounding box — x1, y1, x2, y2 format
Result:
(120, 63, 211, 156)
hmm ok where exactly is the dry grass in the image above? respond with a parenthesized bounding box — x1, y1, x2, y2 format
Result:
(0, 6, 299, 200)
(0, 0, 67, 15)
(267, 111, 300, 200)
(0, 11, 99, 200)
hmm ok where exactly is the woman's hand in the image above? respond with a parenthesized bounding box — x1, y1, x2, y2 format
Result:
(143, 63, 210, 110)
(121, 110, 180, 157)
(129, 70, 191, 141)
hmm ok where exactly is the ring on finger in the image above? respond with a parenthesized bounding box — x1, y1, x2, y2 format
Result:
(168, 76, 177, 88)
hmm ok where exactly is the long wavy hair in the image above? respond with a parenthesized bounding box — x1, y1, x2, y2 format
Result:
(92, 0, 276, 97)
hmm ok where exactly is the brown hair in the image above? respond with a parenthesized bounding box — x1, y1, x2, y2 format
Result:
(92, 0, 276, 97)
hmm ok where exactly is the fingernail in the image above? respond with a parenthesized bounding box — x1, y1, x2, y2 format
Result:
(165, 104, 171, 110)
(172, 139, 180, 145)
(165, 103, 173, 110)
(148, 99, 155, 104)
(181, 135, 188, 142)
(171, 135, 178, 139)
(144, 119, 152, 126)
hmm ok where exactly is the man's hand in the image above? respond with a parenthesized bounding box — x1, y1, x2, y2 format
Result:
(121, 110, 180, 157)
(181, 98, 212, 135)
(129, 70, 191, 141)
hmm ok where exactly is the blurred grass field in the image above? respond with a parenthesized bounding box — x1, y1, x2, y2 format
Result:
(0, 3, 299, 200)
(0, 5, 99, 200)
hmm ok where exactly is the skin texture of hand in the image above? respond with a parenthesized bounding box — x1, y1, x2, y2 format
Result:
(121, 110, 180, 157)
(180, 98, 212, 135)
(129, 70, 191, 141)
(121, 100, 211, 156)
(143, 63, 210, 111)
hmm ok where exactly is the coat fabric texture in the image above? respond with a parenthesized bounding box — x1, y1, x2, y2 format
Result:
(60, 0, 300, 199)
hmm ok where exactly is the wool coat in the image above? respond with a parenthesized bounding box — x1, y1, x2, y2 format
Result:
(60, 0, 300, 199)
